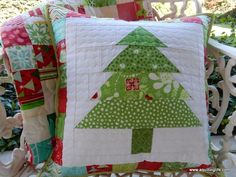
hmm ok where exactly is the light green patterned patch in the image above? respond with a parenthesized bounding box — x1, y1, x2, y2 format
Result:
(97, 72, 189, 101)
(83, 0, 116, 7)
(40, 159, 62, 177)
(112, 163, 137, 173)
(118, 27, 167, 47)
(76, 99, 201, 129)
(56, 114, 66, 139)
(59, 64, 67, 88)
(104, 45, 179, 73)
(59, 48, 67, 63)
(25, 23, 51, 45)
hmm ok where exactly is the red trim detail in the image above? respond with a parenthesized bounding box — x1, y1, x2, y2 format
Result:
(137, 161, 163, 171)
(52, 137, 63, 165)
(58, 88, 67, 113)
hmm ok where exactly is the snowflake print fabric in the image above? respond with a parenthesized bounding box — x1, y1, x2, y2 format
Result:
(6, 45, 36, 71)
(26, 23, 51, 45)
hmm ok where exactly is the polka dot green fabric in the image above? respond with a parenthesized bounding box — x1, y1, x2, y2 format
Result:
(104, 45, 179, 73)
(118, 27, 167, 47)
(132, 129, 153, 154)
(97, 72, 189, 101)
(76, 99, 201, 129)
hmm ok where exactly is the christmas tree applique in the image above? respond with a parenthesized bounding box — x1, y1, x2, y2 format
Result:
(104, 27, 178, 73)
(76, 26, 201, 154)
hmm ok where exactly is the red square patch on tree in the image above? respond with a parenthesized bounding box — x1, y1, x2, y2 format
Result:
(126, 78, 140, 91)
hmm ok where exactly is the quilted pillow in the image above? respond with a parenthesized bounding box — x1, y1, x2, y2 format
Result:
(0, 6, 57, 165)
(46, 5, 214, 176)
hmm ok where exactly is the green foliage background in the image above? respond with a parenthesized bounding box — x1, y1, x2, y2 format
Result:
(211, 13, 236, 47)
(0, 83, 21, 152)
(209, 13, 236, 135)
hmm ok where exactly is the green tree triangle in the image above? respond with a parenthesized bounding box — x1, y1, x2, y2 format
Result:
(93, 72, 189, 101)
(118, 27, 167, 47)
(104, 46, 179, 72)
(76, 99, 201, 129)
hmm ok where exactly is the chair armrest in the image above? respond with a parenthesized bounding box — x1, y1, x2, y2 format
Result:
(207, 38, 236, 169)
(208, 38, 236, 59)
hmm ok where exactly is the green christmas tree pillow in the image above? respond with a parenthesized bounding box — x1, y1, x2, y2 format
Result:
(46, 4, 214, 176)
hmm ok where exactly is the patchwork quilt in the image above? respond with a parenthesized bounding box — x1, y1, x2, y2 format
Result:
(0, 7, 57, 165)
(0, 1, 217, 177)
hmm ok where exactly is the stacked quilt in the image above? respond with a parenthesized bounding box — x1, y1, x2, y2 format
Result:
(0, 1, 218, 176)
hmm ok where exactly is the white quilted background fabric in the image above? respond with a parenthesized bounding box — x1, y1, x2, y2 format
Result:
(64, 18, 210, 167)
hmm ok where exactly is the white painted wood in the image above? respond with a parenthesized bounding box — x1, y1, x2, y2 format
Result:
(209, 39, 236, 59)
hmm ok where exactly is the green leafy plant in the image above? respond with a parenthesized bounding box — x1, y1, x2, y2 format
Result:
(211, 13, 236, 47)
(0, 82, 22, 152)
(0, 43, 22, 152)
(208, 11, 236, 135)
(208, 56, 236, 135)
